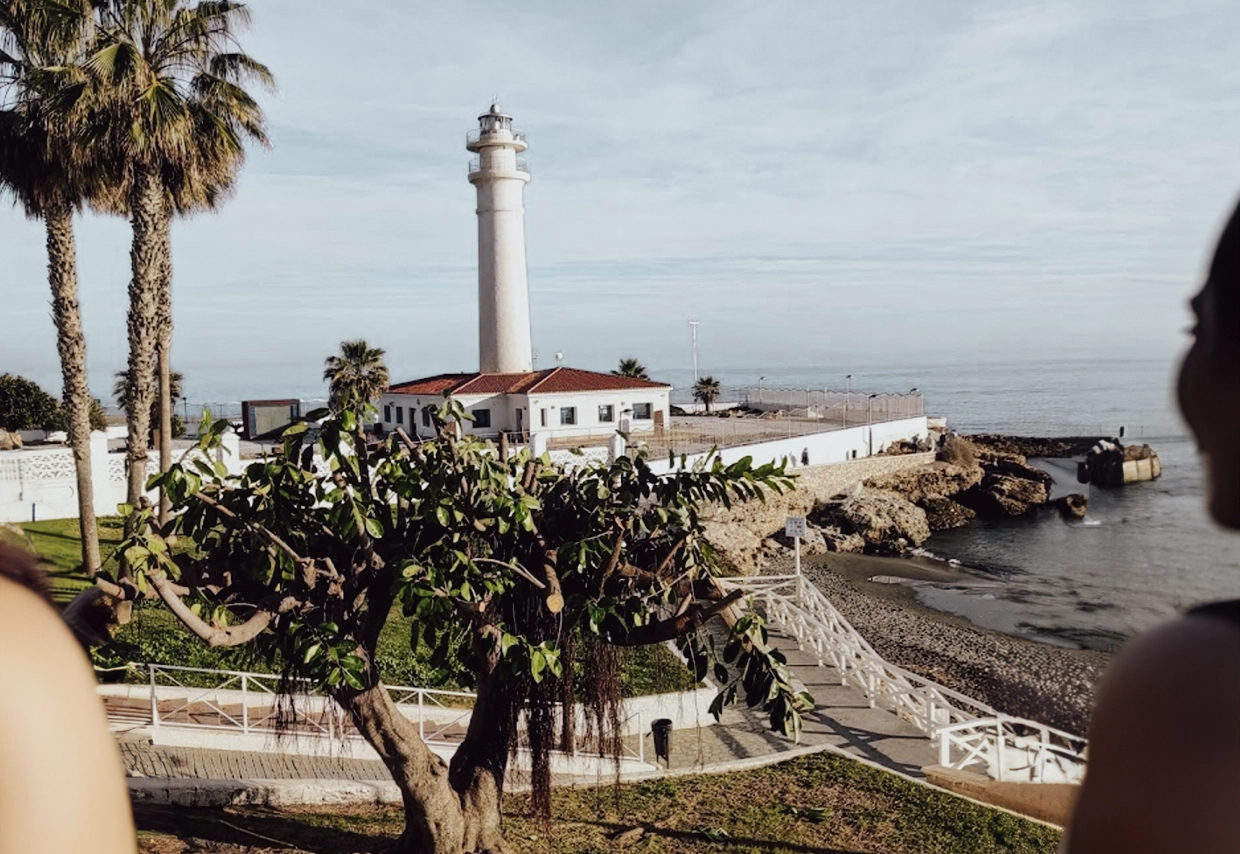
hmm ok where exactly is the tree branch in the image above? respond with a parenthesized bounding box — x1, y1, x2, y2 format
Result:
(595, 524, 625, 594)
(192, 489, 306, 564)
(541, 549, 563, 614)
(147, 571, 297, 647)
(606, 590, 745, 646)
(473, 557, 546, 590)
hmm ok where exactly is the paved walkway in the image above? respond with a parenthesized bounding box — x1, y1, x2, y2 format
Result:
(116, 627, 937, 788)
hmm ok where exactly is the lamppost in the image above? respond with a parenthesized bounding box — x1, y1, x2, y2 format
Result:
(867, 393, 878, 456)
(688, 320, 700, 384)
(843, 375, 852, 428)
(758, 375, 765, 405)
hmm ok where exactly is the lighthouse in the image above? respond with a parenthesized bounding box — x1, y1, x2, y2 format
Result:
(468, 103, 533, 374)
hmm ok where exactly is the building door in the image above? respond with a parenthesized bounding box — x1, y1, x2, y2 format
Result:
(516, 408, 523, 437)
(654, 409, 665, 436)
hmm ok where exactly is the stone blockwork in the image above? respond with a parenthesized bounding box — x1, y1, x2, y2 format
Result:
(702, 453, 936, 574)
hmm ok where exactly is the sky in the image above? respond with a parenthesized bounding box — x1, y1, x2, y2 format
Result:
(3, 0, 1240, 404)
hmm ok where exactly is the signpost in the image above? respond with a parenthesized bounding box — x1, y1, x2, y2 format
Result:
(785, 516, 806, 600)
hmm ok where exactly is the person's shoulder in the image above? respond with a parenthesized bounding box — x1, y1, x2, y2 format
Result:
(1065, 614, 1240, 853)
(1101, 612, 1240, 720)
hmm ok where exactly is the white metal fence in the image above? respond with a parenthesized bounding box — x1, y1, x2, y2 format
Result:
(113, 663, 652, 767)
(721, 574, 1087, 784)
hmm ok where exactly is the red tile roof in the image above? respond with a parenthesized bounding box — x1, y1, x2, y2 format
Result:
(387, 367, 669, 397)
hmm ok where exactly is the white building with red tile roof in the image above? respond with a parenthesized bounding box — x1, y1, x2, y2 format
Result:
(380, 367, 671, 443)
(380, 105, 672, 446)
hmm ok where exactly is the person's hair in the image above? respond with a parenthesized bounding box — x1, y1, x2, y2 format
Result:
(0, 539, 50, 601)
(1206, 201, 1240, 356)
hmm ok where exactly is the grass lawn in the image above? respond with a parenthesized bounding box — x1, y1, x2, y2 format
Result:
(17, 518, 698, 697)
(134, 751, 1061, 853)
(17, 516, 126, 602)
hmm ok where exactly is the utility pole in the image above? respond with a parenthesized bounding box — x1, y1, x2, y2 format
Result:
(688, 320, 700, 384)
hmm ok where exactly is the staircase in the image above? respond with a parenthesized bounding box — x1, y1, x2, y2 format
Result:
(723, 573, 1088, 784)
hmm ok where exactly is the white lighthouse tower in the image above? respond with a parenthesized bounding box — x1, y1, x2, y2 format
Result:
(468, 103, 533, 374)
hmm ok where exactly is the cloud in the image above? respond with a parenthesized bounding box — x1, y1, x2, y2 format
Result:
(2, 0, 1235, 400)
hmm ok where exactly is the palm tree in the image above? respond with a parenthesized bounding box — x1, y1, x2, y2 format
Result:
(113, 369, 183, 440)
(83, 0, 272, 524)
(693, 375, 722, 413)
(325, 340, 389, 419)
(0, 0, 105, 575)
(613, 357, 649, 380)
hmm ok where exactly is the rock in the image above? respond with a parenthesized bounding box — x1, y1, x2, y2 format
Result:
(983, 457, 1054, 490)
(815, 487, 930, 551)
(1055, 493, 1089, 520)
(957, 473, 1049, 517)
(919, 495, 977, 531)
(0, 429, 22, 450)
(819, 525, 866, 553)
(865, 462, 983, 504)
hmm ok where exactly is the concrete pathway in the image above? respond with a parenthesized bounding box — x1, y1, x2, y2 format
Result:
(116, 626, 937, 791)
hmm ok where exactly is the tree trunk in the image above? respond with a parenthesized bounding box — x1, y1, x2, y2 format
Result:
(338, 679, 467, 853)
(449, 669, 515, 854)
(157, 261, 172, 524)
(44, 203, 102, 576)
(124, 166, 167, 539)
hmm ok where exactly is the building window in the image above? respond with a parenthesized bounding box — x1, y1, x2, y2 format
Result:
(396, 406, 404, 425)
(472, 408, 491, 429)
(383, 404, 392, 422)
(598, 404, 614, 422)
(633, 402, 652, 420)
(540, 408, 548, 427)
(422, 408, 431, 427)
(560, 407, 576, 426)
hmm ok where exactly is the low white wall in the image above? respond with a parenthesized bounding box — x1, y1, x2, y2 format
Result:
(643, 416, 929, 475)
(0, 432, 242, 524)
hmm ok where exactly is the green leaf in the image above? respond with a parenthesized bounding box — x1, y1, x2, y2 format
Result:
(530, 648, 546, 682)
(303, 643, 322, 664)
(364, 516, 384, 539)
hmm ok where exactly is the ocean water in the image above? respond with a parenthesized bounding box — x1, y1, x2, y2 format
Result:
(660, 356, 1240, 650)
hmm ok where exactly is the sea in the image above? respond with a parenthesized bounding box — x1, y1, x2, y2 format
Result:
(659, 355, 1240, 652)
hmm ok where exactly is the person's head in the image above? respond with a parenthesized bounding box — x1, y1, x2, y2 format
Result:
(1178, 201, 1240, 529)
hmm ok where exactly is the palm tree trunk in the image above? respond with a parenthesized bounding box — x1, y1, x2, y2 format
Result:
(157, 252, 172, 524)
(45, 202, 102, 576)
(124, 165, 167, 548)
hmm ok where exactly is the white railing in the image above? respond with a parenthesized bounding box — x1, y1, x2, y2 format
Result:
(722, 574, 1087, 783)
(127, 663, 648, 767)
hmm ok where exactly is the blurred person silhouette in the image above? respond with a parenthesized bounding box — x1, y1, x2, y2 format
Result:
(0, 539, 136, 853)
(1064, 203, 1240, 852)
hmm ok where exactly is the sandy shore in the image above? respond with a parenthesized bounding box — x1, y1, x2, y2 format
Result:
(778, 552, 1110, 736)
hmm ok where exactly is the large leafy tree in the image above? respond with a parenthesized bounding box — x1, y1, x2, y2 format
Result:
(694, 375, 722, 413)
(612, 357, 650, 380)
(83, 0, 271, 527)
(111, 403, 807, 853)
(324, 339, 389, 419)
(0, 373, 63, 431)
(0, 0, 105, 574)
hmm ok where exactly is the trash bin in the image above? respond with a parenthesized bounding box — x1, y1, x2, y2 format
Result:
(651, 718, 673, 763)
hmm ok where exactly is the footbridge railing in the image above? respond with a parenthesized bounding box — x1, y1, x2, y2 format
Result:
(720, 574, 1088, 784)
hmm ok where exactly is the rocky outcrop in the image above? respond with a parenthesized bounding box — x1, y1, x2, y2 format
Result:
(919, 495, 977, 531)
(699, 453, 937, 574)
(864, 462, 983, 504)
(957, 472, 1049, 518)
(813, 487, 931, 554)
(968, 434, 1103, 459)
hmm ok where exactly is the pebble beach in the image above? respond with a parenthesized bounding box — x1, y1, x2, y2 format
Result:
(785, 552, 1110, 736)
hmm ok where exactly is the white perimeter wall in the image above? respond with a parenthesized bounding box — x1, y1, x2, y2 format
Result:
(643, 416, 930, 475)
(0, 432, 242, 524)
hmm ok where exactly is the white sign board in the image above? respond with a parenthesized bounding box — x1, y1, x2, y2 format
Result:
(785, 516, 807, 539)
